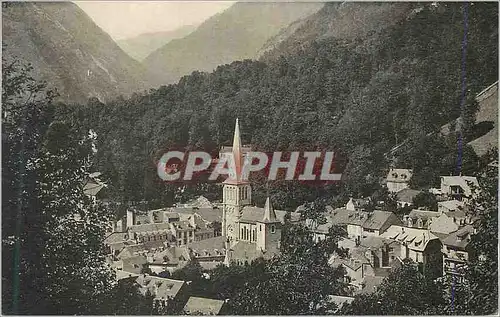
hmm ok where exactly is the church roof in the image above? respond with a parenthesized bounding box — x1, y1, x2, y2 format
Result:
(240, 206, 300, 224)
(228, 241, 278, 263)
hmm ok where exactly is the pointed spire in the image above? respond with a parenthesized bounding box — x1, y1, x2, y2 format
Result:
(262, 197, 277, 223)
(232, 118, 243, 181)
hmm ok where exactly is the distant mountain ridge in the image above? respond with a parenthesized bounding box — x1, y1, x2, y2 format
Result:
(143, 2, 324, 86)
(259, 2, 414, 60)
(2, 2, 154, 104)
(117, 25, 198, 62)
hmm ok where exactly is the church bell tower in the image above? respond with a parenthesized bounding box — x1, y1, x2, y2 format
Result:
(222, 119, 251, 243)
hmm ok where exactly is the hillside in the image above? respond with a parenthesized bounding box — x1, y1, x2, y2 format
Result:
(116, 25, 198, 62)
(2, 2, 153, 104)
(259, 2, 414, 60)
(59, 2, 497, 206)
(143, 2, 324, 86)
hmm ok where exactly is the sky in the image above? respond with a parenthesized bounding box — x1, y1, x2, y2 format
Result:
(74, 1, 235, 40)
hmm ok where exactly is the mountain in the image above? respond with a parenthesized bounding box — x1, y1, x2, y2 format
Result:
(143, 2, 324, 86)
(259, 2, 414, 60)
(2, 2, 153, 104)
(116, 25, 198, 62)
(65, 2, 496, 204)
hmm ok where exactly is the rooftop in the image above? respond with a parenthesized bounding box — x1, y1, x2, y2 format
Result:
(380, 225, 438, 252)
(135, 275, 185, 300)
(443, 225, 475, 250)
(395, 188, 421, 203)
(183, 296, 225, 315)
(386, 168, 413, 183)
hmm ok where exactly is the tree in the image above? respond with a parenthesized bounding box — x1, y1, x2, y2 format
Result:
(342, 260, 447, 315)
(412, 191, 438, 211)
(1, 57, 117, 314)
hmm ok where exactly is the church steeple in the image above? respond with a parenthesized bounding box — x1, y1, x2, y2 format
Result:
(225, 118, 248, 184)
(232, 118, 243, 182)
(262, 197, 278, 223)
(222, 119, 251, 242)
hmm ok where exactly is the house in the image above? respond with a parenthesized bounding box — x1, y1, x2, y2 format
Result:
(326, 295, 355, 314)
(440, 175, 479, 201)
(330, 247, 374, 290)
(395, 188, 421, 208)
(345, 197, 371, 211)
(386, 168, 413, 193)
(188, 236, 226, 270)
(83, 171, 106, 199)
(308, 208, 402, 242)
(121, 255, 148, 274)
(380, 225, 442, 274)
(147, 246, 191, 274)
(361, 210, 402, 237)
(466, 80, 498, 156)
(115, 270, 139, 281)
(428, 213, 459, 236)
(104, 232, 132, 255)
(183, 296, 225, 315)
(135, 275, 186, 307)
(128, 222, 174, 244)
(442, 225, 475, 281)
(437, 200, 469, 226)
(403, 209, 441, 229)
(356, 275, 385, 295)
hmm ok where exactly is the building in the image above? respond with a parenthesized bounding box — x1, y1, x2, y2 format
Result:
(188, 236, 227, 270)
(147, 246, 191, 274)
(345, 197, 371, 211)
(380, 225, 442, 274)
(467, 81, 498, 156)
(316, 208, 402, 240)
(326, 295, 355, 314)
(221, 119, 300, 265)
(386, 168, 413, 193)
(83, 171, 106, 199)
(442, 225, 475, 281)
(135, 275, 186, 307)
(183, 296, 225, 315)
(428, 213, 459, 236)
(403, 209, 441, 229)
(437, 200, 469, 226)
(440, 175, 479, 201)
(395, 188, 422, 208)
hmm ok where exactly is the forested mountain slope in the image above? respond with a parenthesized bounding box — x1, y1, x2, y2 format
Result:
(2, 2, 153, 103)
(61, 2, 498, 208)
(258, 2, 414, 59)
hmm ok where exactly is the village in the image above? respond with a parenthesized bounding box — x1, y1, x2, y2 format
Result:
(83, 81, 498, 315)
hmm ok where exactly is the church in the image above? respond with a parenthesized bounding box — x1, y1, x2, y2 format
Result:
(222, 119, 301, 265)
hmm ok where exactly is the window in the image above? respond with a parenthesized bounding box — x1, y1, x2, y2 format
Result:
(260, 225, 262, 232)
(271, 225, 276, 233)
